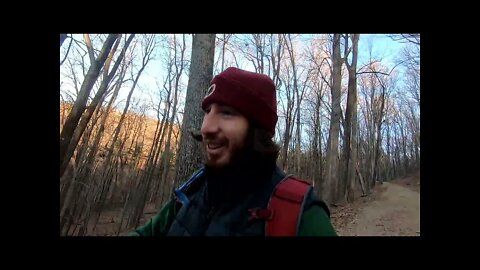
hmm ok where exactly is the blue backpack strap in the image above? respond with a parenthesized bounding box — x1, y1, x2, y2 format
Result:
(173, 167, 205, 209)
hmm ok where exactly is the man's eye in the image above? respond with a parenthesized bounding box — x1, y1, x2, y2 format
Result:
(222, 110, 234, 116)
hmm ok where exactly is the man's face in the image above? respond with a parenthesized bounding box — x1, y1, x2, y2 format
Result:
(201, 103, 249, 168)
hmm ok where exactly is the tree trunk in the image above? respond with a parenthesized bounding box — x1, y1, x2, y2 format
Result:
(285, 34, 302, 175)
(343, 34, 359, 202)
(386, 123, 391, 181)
(280, 69, 294, 171)
(374, 83, 387, 184)
(60, 34, 134, 178)
(174, 34, 215, 192)
(111, 36, 157, 229)
(60, 34, 118, 176)
(158, 34, 186, 208)
(324, 34, 343, 205)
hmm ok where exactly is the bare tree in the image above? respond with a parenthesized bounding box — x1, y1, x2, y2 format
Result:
(323, 34, 344, 205)
(234, 34, 268, 73)
(60, 34, 134, 178)
(284, 34, 311, 175)
(216, 34, 232, 72)
(158, 34, 187, 208)
(278, 60, 295, 171)
(388, 34, 420, 46)
(61, 35, 156, 236)
(174, 34, 216, 193)
(147, 70, 174, 206)
(303, 34, 331, 193)
(310, 73, 326, 191)
(93, 35, 156, 230)
(60, 34, 74, 65)
(342, 34, 360, 202)
(60, 34, 118, 177)
(268, 34, 285, 88)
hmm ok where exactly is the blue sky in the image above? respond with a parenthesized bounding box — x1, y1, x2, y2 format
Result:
(359, 34, 404, 69)
(60, 34, 409, 120)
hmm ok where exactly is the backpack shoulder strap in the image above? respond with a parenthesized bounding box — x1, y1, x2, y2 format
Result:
(265, 175, 311, 236)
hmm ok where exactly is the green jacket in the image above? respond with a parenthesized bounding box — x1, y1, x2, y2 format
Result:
(129, 198, 337, 236)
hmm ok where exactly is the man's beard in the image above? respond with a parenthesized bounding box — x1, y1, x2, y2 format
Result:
(191, 127, 276, 172)
(202, 142, 247, 171)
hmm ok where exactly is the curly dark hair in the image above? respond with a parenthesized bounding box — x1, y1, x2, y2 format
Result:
(245, 125, 280, 164)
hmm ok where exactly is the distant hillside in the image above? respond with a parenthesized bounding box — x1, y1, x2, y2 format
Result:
(60, 102, 181, 168)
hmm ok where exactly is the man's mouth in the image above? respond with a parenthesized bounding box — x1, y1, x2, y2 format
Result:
(207, 143, 223, 150)
(206, 142, 226, 155)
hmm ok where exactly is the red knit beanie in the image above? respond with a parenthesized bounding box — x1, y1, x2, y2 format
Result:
(201, 67, 278, 136)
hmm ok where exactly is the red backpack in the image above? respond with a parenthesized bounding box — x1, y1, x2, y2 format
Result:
(248, 175, 311, 236)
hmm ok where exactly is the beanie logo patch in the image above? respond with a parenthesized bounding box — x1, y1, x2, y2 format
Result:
(205, 83, 216, 99)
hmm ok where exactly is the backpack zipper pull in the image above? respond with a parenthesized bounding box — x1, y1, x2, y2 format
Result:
(248, 208, 273, 221)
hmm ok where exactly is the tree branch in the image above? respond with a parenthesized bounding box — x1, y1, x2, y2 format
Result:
(60, 35, 74, 66)
(84, 34, 96, 64)
(357, 71, 389, 76)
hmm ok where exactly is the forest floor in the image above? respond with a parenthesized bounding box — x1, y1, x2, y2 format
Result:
(331, 172, 420, 236)
(87, 172, 420, 236)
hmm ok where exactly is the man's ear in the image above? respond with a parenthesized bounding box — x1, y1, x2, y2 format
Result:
(189, 128, 203, 142)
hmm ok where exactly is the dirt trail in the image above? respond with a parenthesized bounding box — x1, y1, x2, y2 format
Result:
(336, 179, 420, 236)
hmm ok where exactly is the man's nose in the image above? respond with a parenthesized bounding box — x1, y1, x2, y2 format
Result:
(201, 111, 220, 137)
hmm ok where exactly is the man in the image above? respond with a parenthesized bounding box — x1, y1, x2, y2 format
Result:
(130, 67, 337, 236)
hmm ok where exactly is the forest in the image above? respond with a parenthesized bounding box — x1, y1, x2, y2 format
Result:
(60, 34, 420, 236)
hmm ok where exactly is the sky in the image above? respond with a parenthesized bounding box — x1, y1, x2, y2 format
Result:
(358, 34, 404, 67)
(60, 34, 410, 121)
